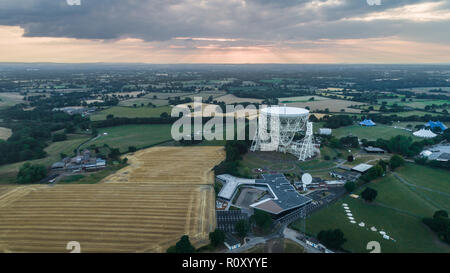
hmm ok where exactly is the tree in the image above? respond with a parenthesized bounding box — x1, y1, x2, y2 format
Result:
(434, 210, 449, 219)
(174, 235, 195, 253)
(347, 155, 354, 162)
(209, 229, 225, 247)
(361, 164, 384, 182)
(52, 133, 67, 142)
(251, 210, 273, 232)
(361, 187, 378, 202)
(317, 229, 346, 250)
(340, 136, 359, 148)
(389, 154, 405, 171)
(377, 159, 388, 172)
(387, 135, 412, 156)
(344, 181, 356, 193)
(235, 219, 250, 238)
(128, 146, 137, 153)
(423, 210, 450, 244)
(64, 123, 76, 134)
(108, 148, 121, 159)
(17, 163, 47, 184)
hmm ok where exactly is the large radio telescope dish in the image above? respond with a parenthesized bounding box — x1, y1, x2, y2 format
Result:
(302, 173, 313, 185)
(251, 106, 318, 161)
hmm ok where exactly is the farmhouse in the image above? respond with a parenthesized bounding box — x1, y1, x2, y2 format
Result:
(51, 149, 106, 172)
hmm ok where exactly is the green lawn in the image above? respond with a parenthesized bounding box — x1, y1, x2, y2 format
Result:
(90, 106, 172, 121)
(291, 167, 450, 253)
(359, 175, 436, 217)
(292, 196, 449, 253)
(333, 124, 418, 140)
(118, 98, 169, 107)
(396, 164, 450, 194)
(394, 163, 450, 211)
(392, 110, 448, 117)
(84, 124, 173, 153)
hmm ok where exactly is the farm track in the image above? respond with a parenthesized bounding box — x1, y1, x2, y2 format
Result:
(0, 146, 225, 253)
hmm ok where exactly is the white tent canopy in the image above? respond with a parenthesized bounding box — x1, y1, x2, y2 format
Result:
(413, 129, 437, 138)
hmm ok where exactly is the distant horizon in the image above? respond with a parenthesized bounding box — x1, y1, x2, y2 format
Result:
(1, 62, 450, 65)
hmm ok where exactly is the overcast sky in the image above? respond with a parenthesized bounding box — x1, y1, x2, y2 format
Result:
(0, 0, 449, 63)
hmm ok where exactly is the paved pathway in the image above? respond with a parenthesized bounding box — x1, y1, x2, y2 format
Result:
(283, 228, 322, 253)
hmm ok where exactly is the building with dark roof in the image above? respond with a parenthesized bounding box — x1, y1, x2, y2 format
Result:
(217, 174, 312, 218)
(437, 153, 450, 162)
(224, 233, 241, 250)
(251, 174, 312, 217)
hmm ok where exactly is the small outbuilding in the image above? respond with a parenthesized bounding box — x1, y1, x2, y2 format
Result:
(224, 233, 241, 250)
(51, 162, 65, 170)
(364, 146, 385, 154)
(351, 163, 373, 174)
(319, 128, 332, 135)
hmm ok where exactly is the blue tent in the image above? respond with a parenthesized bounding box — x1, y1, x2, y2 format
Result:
(360, 119, 376, 126)
(425, 121, 447, 131)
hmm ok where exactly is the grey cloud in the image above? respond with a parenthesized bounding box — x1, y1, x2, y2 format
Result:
(0, 0, 448, 46)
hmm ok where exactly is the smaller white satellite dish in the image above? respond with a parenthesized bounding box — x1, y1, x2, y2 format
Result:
(302, 173, 313, 185)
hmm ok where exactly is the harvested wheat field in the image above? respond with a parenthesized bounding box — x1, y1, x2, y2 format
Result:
(0, 146, 225, 253)
(0, 127, 12, 140)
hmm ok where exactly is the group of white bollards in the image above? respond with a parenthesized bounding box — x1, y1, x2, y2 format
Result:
(342, 203, 395, 241)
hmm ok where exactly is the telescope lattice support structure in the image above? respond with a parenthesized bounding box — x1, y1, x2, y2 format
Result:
(251, 106, 318, 161)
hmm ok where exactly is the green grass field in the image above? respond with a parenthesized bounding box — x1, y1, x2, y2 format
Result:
(395, 163, 450, 211)
(84, 124, 173, 153)
(393, 110, 447, 117)
(333, 124, 418, 140)
(291, 164, 450, 253)
(90, 106, 172, 121)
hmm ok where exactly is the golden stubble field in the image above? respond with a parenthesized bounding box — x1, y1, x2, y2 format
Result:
(0, 146, 225, 253)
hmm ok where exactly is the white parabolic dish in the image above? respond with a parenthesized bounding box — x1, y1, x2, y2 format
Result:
(261, 106, 309, 118)
(302, 173, 313, 185)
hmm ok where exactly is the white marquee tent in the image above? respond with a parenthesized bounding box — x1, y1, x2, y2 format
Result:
(413, 129, 437, 138)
